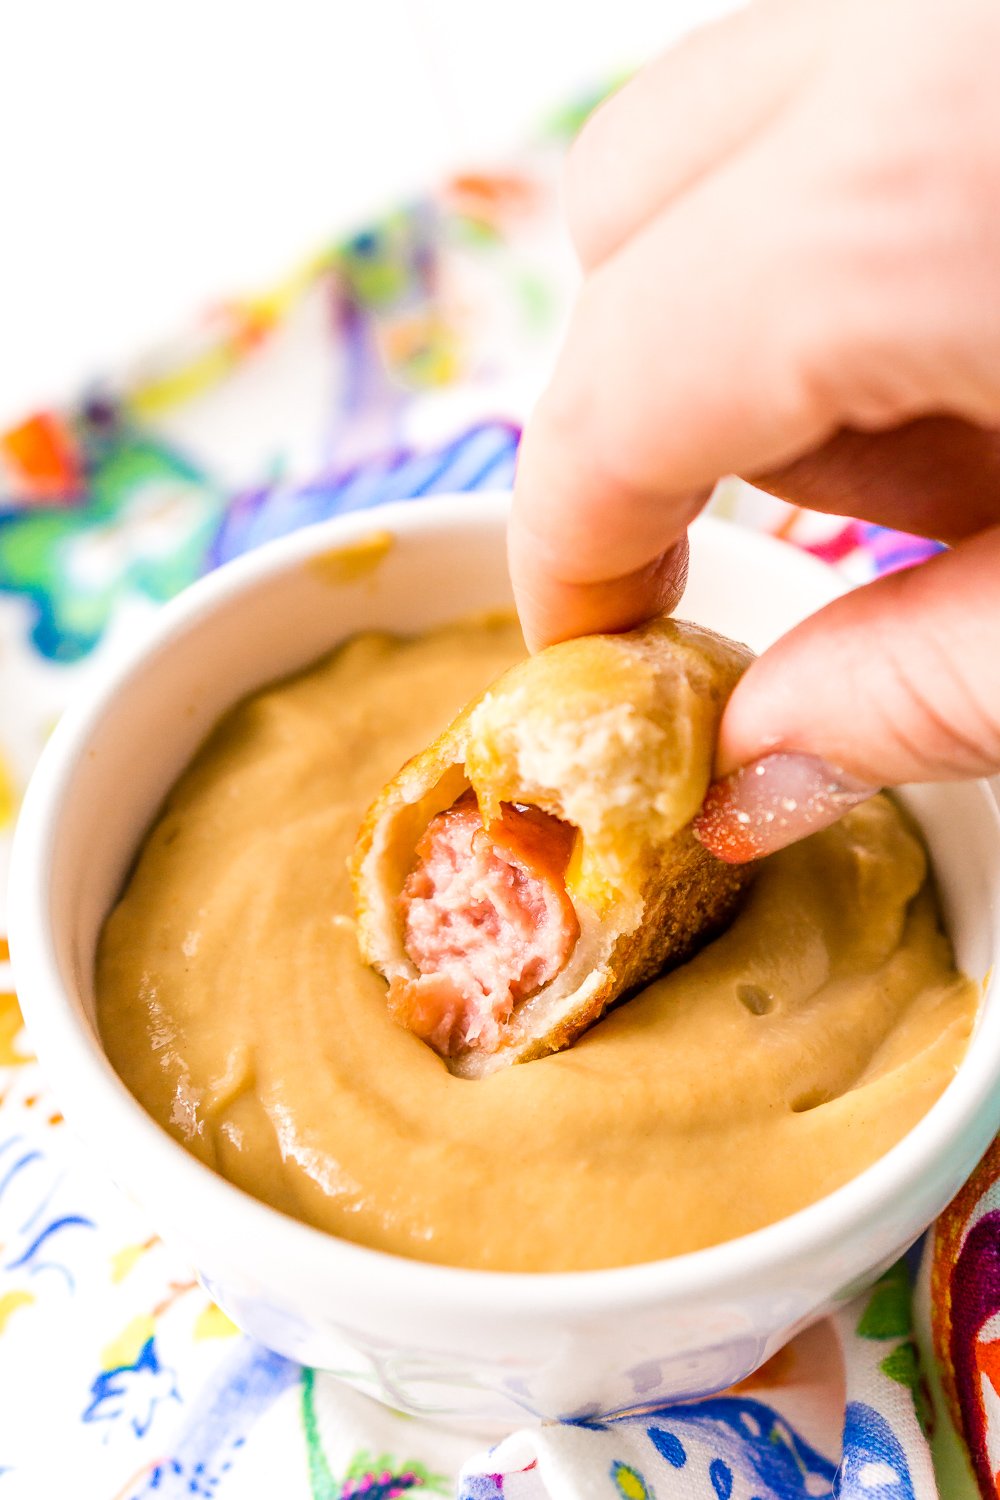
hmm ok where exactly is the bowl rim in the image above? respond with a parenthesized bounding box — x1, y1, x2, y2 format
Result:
(9, 490, 1000, 1316)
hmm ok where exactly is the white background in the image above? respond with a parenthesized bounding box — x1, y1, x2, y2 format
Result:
(1, 0, 741, 427)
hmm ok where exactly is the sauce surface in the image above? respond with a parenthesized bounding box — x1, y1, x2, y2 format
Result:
(96, 616, 979, 1271)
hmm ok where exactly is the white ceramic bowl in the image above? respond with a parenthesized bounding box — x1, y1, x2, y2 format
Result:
(9, 493, 1000, 1429)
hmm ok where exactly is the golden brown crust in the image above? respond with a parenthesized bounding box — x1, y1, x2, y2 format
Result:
(351, 616, 755, 1079)
(505, 830, 751, 1068)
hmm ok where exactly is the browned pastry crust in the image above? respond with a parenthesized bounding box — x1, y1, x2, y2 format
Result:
(351, 617, 755, 1078)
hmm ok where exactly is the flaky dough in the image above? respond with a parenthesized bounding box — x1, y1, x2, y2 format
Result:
(352, 618, 755, 1078)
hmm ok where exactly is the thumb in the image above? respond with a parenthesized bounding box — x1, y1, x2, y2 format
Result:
(694, 525, 1000, 862)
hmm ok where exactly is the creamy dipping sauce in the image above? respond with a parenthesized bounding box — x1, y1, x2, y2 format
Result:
(96, 616, 979, 1272)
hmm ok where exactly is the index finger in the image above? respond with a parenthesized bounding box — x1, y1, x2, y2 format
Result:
(510, 111, 837, 651)
(566, 0, 829, 270)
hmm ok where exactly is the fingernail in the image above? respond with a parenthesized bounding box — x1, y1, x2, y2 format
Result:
(693, 753, 881, 864)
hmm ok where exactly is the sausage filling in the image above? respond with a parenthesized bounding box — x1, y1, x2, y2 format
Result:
(390, 790, 579, 1056)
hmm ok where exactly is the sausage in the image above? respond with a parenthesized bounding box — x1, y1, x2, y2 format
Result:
(391, 790, 579, 1055)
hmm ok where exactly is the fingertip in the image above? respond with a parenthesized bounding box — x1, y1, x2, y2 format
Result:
(510, 539, 691, 654)
(694, 753, 879, 862)
(714, 530, 1000, 788)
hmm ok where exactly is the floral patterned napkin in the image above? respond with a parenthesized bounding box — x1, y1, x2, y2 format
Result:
(0, 107, 993, 1500)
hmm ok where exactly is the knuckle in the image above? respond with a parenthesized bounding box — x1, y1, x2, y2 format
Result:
(788, 276, 922, 434)
(563, 107, 615, 269)
(530, 367, 594, 471)
(537, 288, 623, 462)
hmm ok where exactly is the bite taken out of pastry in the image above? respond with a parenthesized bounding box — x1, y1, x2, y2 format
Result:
(351, 618, 755, 1080)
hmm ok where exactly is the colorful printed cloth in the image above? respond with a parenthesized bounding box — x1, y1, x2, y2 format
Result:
(0, 111, 991, 1500)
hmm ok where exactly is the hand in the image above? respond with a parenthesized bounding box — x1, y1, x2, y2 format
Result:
(509, 0, 1000, 859)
